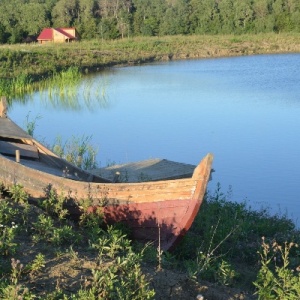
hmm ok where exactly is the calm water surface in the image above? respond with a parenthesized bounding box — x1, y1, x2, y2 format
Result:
(9, 53, 300, 223)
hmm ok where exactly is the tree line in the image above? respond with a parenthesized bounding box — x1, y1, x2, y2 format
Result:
(0, 0, 299, 43)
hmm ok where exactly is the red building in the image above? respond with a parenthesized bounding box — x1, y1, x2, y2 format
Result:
(37, 28, 79, 44)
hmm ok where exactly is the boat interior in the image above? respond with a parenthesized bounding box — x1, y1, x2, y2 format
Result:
(0, 118, 109, 183)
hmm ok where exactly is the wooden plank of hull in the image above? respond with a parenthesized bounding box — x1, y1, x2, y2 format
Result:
(0, 154, 199, 201)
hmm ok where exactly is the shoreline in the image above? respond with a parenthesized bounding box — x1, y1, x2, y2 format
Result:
(1, 33, 300, 81)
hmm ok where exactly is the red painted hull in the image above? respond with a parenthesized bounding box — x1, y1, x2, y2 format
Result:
(103, 198, 201, 251)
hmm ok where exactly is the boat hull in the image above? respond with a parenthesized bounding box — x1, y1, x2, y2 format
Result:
(1, 152, 213, 250)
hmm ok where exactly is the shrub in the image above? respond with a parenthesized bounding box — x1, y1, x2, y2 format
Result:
(0, 223, 18, 256)
(254, 238, 300, 299)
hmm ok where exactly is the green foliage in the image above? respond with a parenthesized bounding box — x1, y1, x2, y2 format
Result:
(0, 180, 153, 299)
(41, 185, 69, 220)
(175, 184, 296, 264)
(0, 201, 18, 226)
(24, 253, 45, 275)
(8, 184, 28, 204)
(0, 199, 19, 256)
(79, 208, 104, 243)
(24, 112, 41, 137)
(52, 134, 98, 170)
(254, 238, 300, 299)
(0, 280, 34, 300)
(91, 226, 131, 260)
(216, 259, 238, 286)
(87, 226, 155, 300)
(89, 252, 155, 300)
(0, 258, 35, 300)
(0, 75, 34, 99)
(46, 67, 82, 101)
(32, 214, 54, 243)
(51, 225, 77, 246)
(0, 33, 299, 99)
(0, 223, 18, 256)
(32, 214, 77, 246)
(1, 179, 300, 297)
(173, 183, 300, 290)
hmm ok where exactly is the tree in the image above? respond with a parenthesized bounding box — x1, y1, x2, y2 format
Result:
(0, 23, 9, 44)
(233, 0, 254, 33)
(76, 0, 98, 39)
(159, 0, 191, 35)
(96, 0, 132, 38)
(18, 3, 50, 36)
(52, 0, 79, 27)
(132, 0, 166, 36)
(98, 18, 120, 39)
(252, 0, 272, 33)
(190, 0, 221, 34)
(218, 0, 235, 34)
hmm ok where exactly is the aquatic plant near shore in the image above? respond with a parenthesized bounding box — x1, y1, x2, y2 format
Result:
(24, 112, 41, 137)
(23, 113, 99, 171)
(52, 134, 98, 170)
(0, 66, 108, 107)
(45, 67, 81, 103)
(0, 75, 34, 99)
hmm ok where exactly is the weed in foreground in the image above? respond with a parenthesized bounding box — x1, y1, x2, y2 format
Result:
(8, 184, 28, 204)
(24, 253, 46, 276)
(87, 228, 155, 300)
(0, 258, 34, 300)
(0, 182, 154, 299)
(254, 238, 300, 300)
(174, 184, 300, 290)
(41, 185, 69, 221)
(0, 223, 18, 256)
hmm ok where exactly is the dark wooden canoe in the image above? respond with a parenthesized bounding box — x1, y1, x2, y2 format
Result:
(0, 115, 213, 251)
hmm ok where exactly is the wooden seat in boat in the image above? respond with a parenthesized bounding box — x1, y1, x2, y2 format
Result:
(0, 140, 39, 159)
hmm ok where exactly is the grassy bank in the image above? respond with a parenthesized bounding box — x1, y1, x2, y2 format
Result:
(1, 33, 300, 80)
(1, 182, 300, 299)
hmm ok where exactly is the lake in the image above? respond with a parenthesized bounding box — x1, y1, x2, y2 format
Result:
(9, 53, 300, 224)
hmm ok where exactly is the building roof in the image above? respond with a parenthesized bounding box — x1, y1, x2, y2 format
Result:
(55, 28, 76, 39)
(37, 28, 77, 41)
(37, 28, 53, 40)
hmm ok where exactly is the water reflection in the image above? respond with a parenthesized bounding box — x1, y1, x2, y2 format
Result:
(9, 69, 111, 111)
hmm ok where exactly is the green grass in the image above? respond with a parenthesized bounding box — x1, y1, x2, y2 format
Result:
(0, 184, 155, 299)
(1, 182, 300, 298)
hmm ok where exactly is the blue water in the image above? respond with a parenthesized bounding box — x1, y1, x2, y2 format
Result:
(9, 53, 300, 224)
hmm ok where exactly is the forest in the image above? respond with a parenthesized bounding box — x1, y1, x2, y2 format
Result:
(0, 0, 299, 43)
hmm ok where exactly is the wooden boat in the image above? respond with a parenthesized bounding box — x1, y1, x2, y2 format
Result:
(0, 100, 213, 251)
